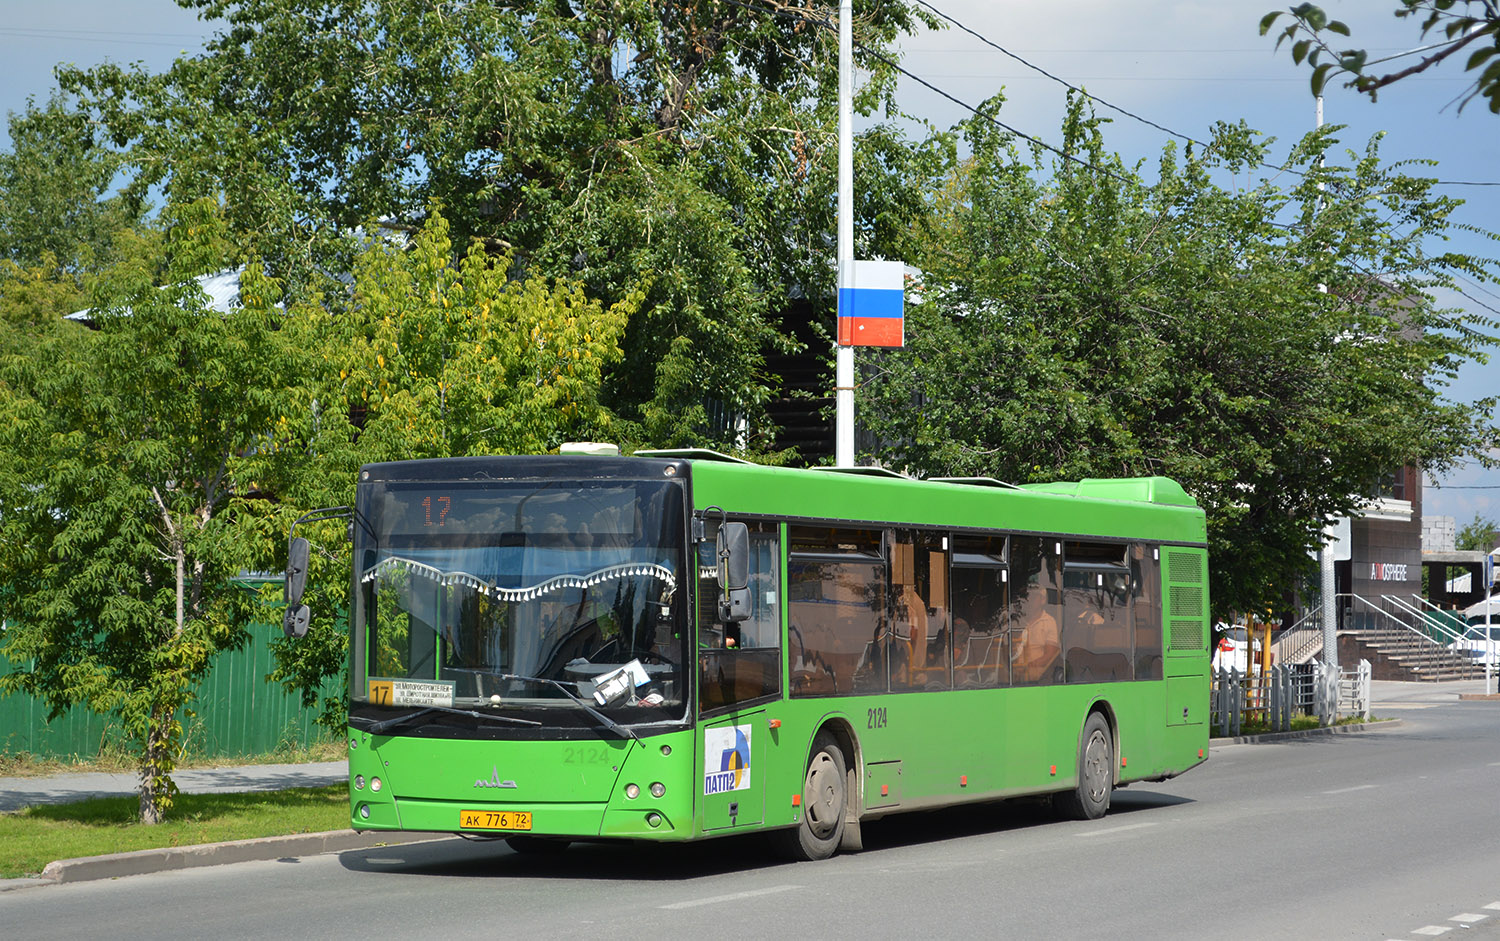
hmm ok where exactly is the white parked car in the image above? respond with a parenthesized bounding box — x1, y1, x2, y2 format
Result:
(1449, 597, 1500, 665)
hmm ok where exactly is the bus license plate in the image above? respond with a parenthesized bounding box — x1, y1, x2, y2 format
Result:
(459, 809, 532, 831)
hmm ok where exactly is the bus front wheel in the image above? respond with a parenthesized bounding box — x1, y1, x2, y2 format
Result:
(777, 731, 848, 861)
(1057, 712, 1113, 821)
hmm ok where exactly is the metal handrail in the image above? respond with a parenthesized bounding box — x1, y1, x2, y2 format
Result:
(1272, 621, 1324, 665)
(1381, 594, 1466, 647)
(1343, 592, 1468, 679)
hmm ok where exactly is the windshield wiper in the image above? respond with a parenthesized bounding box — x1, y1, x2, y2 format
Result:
(359, 704, 542, 736)
(499, 672, 639, 741)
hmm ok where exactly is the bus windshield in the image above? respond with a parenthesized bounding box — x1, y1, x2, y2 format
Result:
(351, 476, 689, 728)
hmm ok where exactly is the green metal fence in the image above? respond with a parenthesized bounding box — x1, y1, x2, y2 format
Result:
(0, 620, 341, 760)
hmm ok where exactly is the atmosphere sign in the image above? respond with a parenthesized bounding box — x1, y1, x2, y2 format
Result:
(1369, 562, 1410, 582)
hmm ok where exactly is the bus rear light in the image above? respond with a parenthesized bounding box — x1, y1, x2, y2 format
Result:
(960, 775, 967, 787)
(791, 794, 802, 806)
(1049, 765, 1057, 776)
(880, 785, 889, 797)
(1199, 749, 1205, 758)
(1121, 757, 1127, 768)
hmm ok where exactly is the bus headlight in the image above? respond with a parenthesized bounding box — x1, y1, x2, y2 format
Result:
(624, 783, 640, 800)
(650, 782, 666, 798)
(354, 775, 365, 790)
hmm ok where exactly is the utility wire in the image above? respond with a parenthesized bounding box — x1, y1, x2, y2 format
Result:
(854, 39, 1136, 184)
(908, 0, 1210, 150)
(717, 0, 1134, 183)
(906, 0, 1500, 189)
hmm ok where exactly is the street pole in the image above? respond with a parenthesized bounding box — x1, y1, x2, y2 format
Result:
(1315, 94, 1339, 687)
(835, 0, 855, 468)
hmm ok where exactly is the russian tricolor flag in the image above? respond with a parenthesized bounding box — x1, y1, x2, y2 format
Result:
(838, 260, 905, 348)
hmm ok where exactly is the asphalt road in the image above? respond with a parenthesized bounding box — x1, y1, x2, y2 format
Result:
(4, 685, 1499, 940)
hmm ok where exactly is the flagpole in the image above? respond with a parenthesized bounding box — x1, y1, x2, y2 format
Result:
(835, 0, 855, 468)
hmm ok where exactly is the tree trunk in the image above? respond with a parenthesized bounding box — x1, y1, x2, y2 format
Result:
(137, 704, 174, 825)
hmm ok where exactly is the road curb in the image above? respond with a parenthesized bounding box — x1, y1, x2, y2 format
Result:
(6, 829, 452, 889)
(1210, 717, 1403, 747)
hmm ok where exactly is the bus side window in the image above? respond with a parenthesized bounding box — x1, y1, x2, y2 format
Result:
(1062, 541, 1132, 683)
(951, 533, 1008, 689)
(891, 531, 949, 691)
(1132, 544, 1164, 680)
(698, 521, 781, 714)
(788, 526, 886, 697)
(1010, 536, 1061, 686)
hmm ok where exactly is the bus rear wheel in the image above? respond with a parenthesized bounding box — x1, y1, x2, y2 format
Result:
(776, 731, 847, 861)
(1057, 711, 1113, 821)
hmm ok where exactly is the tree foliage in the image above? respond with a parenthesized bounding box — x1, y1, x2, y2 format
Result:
(59, 0, 943, 447)
(1261, 2, 1500, 113)
(247, 211, 642, 729)
(1456, 513, 1500, 551)
(861, 97, 1500, 616)
(0, 199, 291, 823)
(0, 96, 155, 349)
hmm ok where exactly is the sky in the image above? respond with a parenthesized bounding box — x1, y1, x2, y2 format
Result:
(1, 0, 1496, 527)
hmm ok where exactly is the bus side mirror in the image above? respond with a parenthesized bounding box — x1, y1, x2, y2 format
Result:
(716, 522, 751, 624)
(283, 604, 310, 638)
(286, 536, 310, 605)
(284, 536, 311, 639)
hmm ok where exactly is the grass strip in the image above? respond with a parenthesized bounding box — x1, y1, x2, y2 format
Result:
(0, 785, 349, 879)
(0, 739, 347, 778)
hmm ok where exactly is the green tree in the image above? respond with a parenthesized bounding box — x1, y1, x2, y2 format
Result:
(1456, 513, 1500, 551)
(1261, 2, 1500, 112)
(246, 211, 641, 729)
(58, 0, 945, 449)
(861, 98, 1500, 616)
(0, 199, 291, 823)
(0, 95, 155, 350)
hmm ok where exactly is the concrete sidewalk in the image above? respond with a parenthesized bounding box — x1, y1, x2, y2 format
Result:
(0, 760, 349, 813)
(1372, 677, 1497, 704)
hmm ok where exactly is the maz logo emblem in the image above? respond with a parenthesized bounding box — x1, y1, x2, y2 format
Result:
(474, 765, 518, 789)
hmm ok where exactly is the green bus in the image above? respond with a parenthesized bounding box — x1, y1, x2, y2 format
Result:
(286, 447, 1209, 860)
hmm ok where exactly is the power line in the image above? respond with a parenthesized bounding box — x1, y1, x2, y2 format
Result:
(716, 0, 1134, 183)
(0, 28, 202, 49)
(854, 40, 1135, 184)
(905, 0, 1500, 189)
(907, 0, 1210, 150)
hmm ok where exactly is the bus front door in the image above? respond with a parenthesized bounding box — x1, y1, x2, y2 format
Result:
(701, 712, 766, 830)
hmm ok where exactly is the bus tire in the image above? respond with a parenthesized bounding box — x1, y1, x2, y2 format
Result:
(1057, 711, 1113, 821)
(776, 731, 847, 861)
(505, 836, 571, 855)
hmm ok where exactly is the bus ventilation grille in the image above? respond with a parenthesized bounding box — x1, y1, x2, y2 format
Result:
(1165, 549, 1205, 652)
(1169, 585, 1203, 619)
(1167, 551, 1203, 585)
(1170, 619, 1204, 651)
